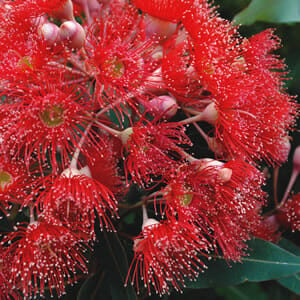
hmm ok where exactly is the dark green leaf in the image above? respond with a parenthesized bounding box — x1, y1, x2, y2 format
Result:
(277, 238, 300, 256)
(278, 274, 300, 295)
(77, 275, 99, 300)
(109, 104, 131, 129)
(186, 238, 300, 289)
(216, 282, 268, 300)
(276, 239, 300, 294)
(234, 0, 300, 25)
(95, 231, 137, 300)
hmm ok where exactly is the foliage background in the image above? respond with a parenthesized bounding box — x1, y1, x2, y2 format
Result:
(8, 1, 299, 299)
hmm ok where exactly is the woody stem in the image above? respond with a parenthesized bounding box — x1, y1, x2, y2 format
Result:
(180, 112, 205, 124)
(142, 205, 148, 224)
(278, 168, 299, 209)
(70, 123, 92, 169)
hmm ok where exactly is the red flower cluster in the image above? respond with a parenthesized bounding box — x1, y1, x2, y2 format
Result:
(0, 0, 297, 298)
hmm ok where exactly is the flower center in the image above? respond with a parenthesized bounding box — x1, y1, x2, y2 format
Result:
(180, 192, 193, 206)
(178, 183, 194, 207)
(0, 170, 13, 191)
(18, 56, 34, 71)
(39, 105, 64, 128)
(102, 57, 125, 79)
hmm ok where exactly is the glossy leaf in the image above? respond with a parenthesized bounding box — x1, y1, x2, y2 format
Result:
(186, 238, 300, 289)
(278, 274, 300, 295)
(276, 239, 300, 295)
(234, 0, 300, 25)
(216, 282, 268, 300)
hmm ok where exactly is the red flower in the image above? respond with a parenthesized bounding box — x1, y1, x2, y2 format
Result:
(133, 0, 192, 23)
(84, 1, 159, 112)
(83, 134, 124, 197)
(2, 220, 88, 298)
(0, 155, 33, 210)
(0, 3, 67, 85)
(181, 1, 242, 94)
(251, 215, 281, 243)
(0, 246, 19, 300)
(180, 3, 297, 164)
(211, 30, 297, 164)
(32, 170, 118, 236)
(164, 159, 266, 260)
(277, 193, 300, 232)
(35, 0, 69, 14)
(162, 31, 205, 104)
(123, 119, 191, 186)
(126, 218, 208, 296)
(0, 73, 99, 171)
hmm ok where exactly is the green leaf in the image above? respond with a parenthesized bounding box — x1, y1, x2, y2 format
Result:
(216, 282, 268, 300)
(276, 239, 300, 295)
(109, 104, 131, 129)
(278, 274, 300, 295)
(99, 232, 137, 300)
(186, 238, 300, 289)
(277, 238, 300, 256)
(234, 0, 300, 25)
(77, 275, 100, 300)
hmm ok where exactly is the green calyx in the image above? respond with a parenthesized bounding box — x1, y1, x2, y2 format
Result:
(0, 171, 13, 191)
(40, 105, 64, 128)
(103, 57, 125, 79)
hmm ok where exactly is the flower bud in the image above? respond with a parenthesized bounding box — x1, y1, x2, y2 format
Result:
(39, 23, 60, 45)
(148, 95, 178, 119)
(59, 21, 86, 49)
(145, 67, 168, 94)
(50, 0, 74, 21)
(88, 0, 101, 18)
(145, 15, 177, 42)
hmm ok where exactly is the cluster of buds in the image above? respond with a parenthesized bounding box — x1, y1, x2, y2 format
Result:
(0, 0, 298, 298)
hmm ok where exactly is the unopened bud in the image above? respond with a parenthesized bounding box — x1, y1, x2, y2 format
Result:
(59, 21, 86, 49)
(51, 0, 74, 21)
(39, 23, 60, 45)
(145, 67, 168, 94)
(145, 15, 177, 42)
(88, 0, 101, 18)
(148, 95, 178, 119)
